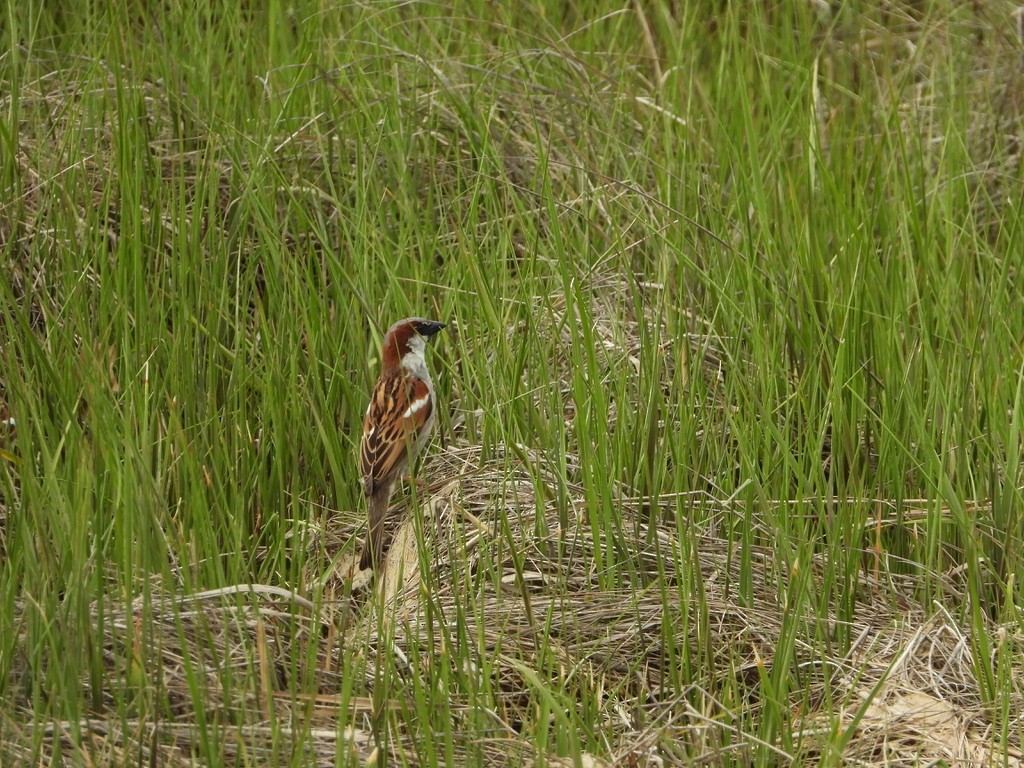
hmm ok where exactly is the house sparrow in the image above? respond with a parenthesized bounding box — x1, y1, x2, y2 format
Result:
(359, 317, 446, 570)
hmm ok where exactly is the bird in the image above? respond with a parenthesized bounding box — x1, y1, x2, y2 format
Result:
(358, 317, 446, 570)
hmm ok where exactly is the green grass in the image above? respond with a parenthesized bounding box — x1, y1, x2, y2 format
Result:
(3, 0, 1024, 765)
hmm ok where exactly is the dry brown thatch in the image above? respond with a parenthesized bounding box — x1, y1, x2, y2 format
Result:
(5, 428, 1024, 766)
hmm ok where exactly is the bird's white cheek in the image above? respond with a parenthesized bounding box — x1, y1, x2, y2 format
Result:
(401, 357, 429, 382)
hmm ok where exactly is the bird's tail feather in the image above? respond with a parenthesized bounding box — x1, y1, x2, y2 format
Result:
(359, 490, 392, 570)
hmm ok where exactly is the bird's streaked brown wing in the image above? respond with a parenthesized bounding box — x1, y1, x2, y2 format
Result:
(360, 371, 432, 495)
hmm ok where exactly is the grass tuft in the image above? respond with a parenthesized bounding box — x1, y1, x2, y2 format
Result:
(3, 1, 1024, 765)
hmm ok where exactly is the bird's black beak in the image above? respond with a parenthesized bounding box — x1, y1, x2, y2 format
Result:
(414, 319, 447, 338)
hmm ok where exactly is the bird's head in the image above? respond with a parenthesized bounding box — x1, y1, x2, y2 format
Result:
(381, 317, 446, 370)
